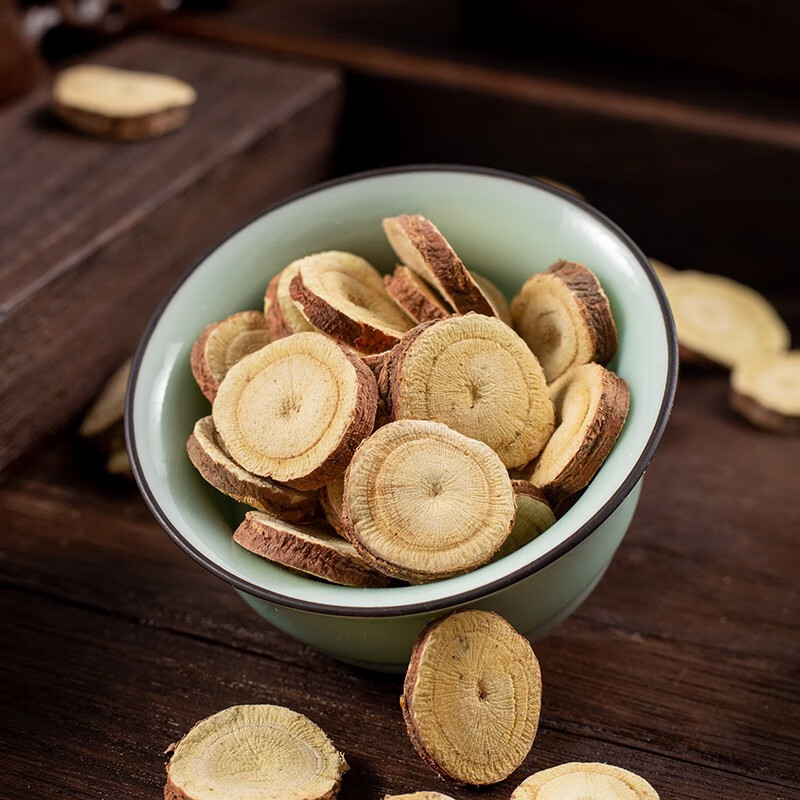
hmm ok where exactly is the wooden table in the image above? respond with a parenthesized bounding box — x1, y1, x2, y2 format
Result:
(2, 15, 799, 800)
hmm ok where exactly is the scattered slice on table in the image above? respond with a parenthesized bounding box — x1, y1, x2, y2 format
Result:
(402, 610, 541, 785)
(213, 332, 377, 489)
(386, 314, 554, 468)
(80, 357, 131, 441)
(265, 262, 317, 339)
(343, 420, 515, 583)
(526, 363, 629, 501)
(494, 480, 556, 561)
(730, 351, 800, 434)
(471, 271, 512, 325)
(53, 65, 195, 141)
(662, 270, 789, 367)
(106, 448, 133, 478)
(319, 476, 348, 537)
(290, 251, 414, 354)
(511, 762, 659, 799)
(164, 704, 348, 800)
(649, 258, 675, 284)
(511, 260, 617, 383)
(187, 417, 318, 521)
(383, 215, 494, 315)
(384, 793, 455, 800)
(190, 311, 270, 402)
(234, 511, 391, 587)
(384, 264, 451, 323)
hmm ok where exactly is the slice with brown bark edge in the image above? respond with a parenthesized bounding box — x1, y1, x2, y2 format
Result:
(234, 511, 390, 587)
(511, 260, 617, 383)
(730, 351, 800, 434)
(662, 270, 789, 367)
(264, 262, 317, 340)
(493, 480, 556, 561)
(401, 610, 542, 785)
(386, 314, 554, 468)
(384, 794, 455, 800)
(187, 417, 318, 522)
(511, 762, 659, 800)
(190, 311, 270, 402)
(526, 363, 629, 501)
(471, 271, 512, 326)
(383, 215, 495, 315)
(213, 332, 377, 490)
(343, 420, 516, 583)
(319, 476, 348, 538)
(290, 251, 414, 354)
(164, 704, 348, 800)
(384, 265, 451, 323)
(53, 65, 195, 141)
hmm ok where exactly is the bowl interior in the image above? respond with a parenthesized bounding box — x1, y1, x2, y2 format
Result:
(129, 167, 673, 613)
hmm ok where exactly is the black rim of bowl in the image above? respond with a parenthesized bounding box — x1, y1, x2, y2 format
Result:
(125, 164, 679, 618)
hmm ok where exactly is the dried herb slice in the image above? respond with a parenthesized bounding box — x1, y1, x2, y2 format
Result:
(233, 511, 390, 587)
(290, 251, 414, 354)
(319, 476, 348, 538)
(730, 351, 800, 434)
(471, 271, 512, 326)
(164, 704, 348, 800)
(384, 265, 452, 323)
(382, 215, 494, 315)
(190, 311, 270, 402)
(53, 65, 195, 141)
(187, 417, 318, 521)
(511, 260, 617, 383)
(526, 363, 629, 501)
(265, 263, 317, 340)
(649, 258, 675, 284)
(213, 332, 377, 490)
(384, 794, 455, 800)
(511, 762, 659, 799)
(493, 480, 556, 560)
(401, 610, 541, 785)
(343, 420, 516, 583)
(386, 314, 554, 468)
(79, 358, 131, 442)
(662, 271, 789, 367)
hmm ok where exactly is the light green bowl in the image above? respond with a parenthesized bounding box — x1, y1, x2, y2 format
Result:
(127, 166, 677, 672)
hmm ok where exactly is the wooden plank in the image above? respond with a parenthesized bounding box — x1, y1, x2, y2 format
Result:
(0, 34, 342, 471)
(1, 375, 798, 796)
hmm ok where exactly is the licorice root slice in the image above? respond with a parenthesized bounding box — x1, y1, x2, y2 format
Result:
(53, 65, 195, 141)
(649, 258, 675, 284)
(79, 358, 131, 440)
(527, 363, 629, 500)
(662, 271, 789, 367)
(384, 794, 455, 800)
(471, 271, 512, 326)
(382, 215, 495, 315)
(511, 260, 617, 383)
(187, 417, 318, 521)
(213, 332, 377, 490)
(164, 704, 348, 800)
(387, 314, 554, 468)
(264, 262, 317, 340)
(343, 420, 516, 583)
(511, 762, 659, 800)
(729, 351, 800, 434)
(319, 476, 348, 538)
(289, 251, 414, 354)
(401, 610, 541, 785)
(384, 265, 452, 323)
(493, 480, 556, 561)
(190, 311, 271, 402)
(233, 511, 391, 587)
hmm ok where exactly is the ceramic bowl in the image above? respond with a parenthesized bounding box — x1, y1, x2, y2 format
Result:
(126, 165, 677, 672)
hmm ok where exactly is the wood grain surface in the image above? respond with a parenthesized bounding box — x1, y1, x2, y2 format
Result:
(1, 370, 798, 799)
(0, 34, 342, 472)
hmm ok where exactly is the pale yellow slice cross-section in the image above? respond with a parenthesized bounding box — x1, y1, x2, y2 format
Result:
(511, 762, 659, 799)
